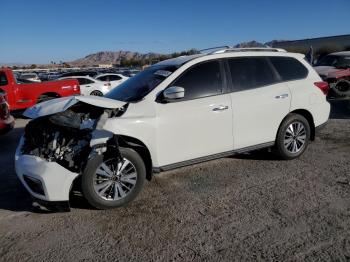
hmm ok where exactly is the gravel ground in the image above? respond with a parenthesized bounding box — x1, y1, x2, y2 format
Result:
(0, 100, 349, 261)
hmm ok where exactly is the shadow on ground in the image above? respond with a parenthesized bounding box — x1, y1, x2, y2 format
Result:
(329, 98, 350, 119)
(0, 126, 33, 212)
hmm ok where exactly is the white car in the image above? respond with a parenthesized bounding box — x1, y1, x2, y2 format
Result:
(19, 73, 41, 82)
(59, 76, 111, 96)
(16, 47, 330, 211)
(94, 73, 128, 89)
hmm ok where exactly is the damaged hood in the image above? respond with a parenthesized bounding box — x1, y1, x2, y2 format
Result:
(24, 96, 126, 119)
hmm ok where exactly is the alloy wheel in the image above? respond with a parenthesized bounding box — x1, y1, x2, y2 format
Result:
(284, 121, 307, 153)
(93, 158, 137, 201)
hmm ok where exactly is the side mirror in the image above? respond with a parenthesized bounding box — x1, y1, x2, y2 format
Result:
(163, 86, 185, 100)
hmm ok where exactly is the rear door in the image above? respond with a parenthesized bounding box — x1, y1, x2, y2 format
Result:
(227, 56, 291, 150)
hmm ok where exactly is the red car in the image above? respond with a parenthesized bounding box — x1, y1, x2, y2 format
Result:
(0, 92, 14, 135)
(0, 68, 80, 111)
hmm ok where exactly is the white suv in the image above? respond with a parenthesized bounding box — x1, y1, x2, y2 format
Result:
(15, 48, 330, 211)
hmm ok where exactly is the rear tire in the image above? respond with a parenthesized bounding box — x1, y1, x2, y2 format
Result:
(82, 147, 146, 209)
(275, 114, 310, 160)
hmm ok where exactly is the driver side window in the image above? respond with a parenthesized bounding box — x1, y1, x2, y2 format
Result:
(172, 60, 222, 101)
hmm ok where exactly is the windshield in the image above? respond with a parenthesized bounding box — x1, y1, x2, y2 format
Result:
(317, 55, 350, 68)
(105, 65, 177, 102)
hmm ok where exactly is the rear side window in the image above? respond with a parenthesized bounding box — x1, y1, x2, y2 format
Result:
(77, 78, 90, 85)
(227, 57, 277, 91)
(269, 57, 308, 81)
(172, 60, 222, 101)
(0, 73, 8, 86)
(109, 75, 122, 81)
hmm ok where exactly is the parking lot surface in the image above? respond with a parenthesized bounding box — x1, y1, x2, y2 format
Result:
(0, 100, 349, 261)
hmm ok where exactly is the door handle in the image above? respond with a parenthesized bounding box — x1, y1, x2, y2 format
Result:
(212, 105, 229, 111)
(275, 94, 289, 99)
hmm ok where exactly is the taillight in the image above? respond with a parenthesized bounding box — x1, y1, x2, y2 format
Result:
(73, 85, 81, 93)
(314, 81, 329, 95)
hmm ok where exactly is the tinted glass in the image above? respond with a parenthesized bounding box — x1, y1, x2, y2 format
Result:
(269, 57, 308, 81)
(316, 54, 350, 68)
(109, 75, 122, 81)
(106, 65, 177, 102)
(85, 79, 94, 84)
(77, 78, 87, 85)
(228, 57, 277, 91)
(0, 73, 8, 86)
(172, 60, 222, 100)
(97, 75, 108, 81)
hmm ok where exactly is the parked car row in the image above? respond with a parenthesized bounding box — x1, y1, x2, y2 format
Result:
(17, 68, 141, 83)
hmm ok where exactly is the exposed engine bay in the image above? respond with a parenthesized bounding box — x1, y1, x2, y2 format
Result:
(21, 102, 127, 173)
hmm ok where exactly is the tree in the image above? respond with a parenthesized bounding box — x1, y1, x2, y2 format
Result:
(29, 64, 37, 69)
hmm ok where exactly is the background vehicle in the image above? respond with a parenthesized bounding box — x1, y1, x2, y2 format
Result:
(94, 73, 128, 89)
(0, 68, 80, 111)
(0, 92, 14, 135)
(19, 73, 41, 82)
(122, 69, 140, 77)
(314, 51, 350, 77)
(38, 72, 62, 81)
(314, 51, 350, 98)
(16, 48, 330, 211)
(60, 71, 98, 78)
(59, 76, 111, 96)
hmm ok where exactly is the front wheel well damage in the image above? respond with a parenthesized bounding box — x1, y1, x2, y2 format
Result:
(117, 135, 153, 181)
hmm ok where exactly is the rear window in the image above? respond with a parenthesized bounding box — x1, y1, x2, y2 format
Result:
(269, 57, 308, 81)
(227, 57, 277, 91)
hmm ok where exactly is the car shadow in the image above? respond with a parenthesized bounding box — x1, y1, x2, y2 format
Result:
(329, 98, 350, 119)
(231, 149, 282, 161)
(0, 126, 35, 212)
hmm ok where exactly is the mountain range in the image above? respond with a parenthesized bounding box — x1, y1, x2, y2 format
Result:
(69, 40, 280, 66)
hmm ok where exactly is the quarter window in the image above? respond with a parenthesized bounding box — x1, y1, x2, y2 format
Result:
(269, 57, 308, 81)
(228, 57, 277, 91)
(172, 60, 222, 101)
(108, 75, 122, 81)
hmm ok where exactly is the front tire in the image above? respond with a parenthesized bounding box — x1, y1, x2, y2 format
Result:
(82, 147, 146, 209)
(275, 114, 310, 160)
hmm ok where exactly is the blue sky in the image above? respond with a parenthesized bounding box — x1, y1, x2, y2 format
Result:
(0, 0, 349, 64)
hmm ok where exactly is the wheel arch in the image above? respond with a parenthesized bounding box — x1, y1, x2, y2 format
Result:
(278, 109, 315, 141)
(117, 135, 153, 181)
(37, 92, 61, 102)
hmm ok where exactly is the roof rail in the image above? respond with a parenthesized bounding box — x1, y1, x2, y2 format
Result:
(199, 46, 231, 54)
(211, 47, 287, 54)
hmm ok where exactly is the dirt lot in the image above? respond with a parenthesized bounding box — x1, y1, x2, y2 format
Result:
(0, 100, 349, 261)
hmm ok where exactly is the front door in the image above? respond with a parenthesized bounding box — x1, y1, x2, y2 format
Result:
(156, 60, 233, 167)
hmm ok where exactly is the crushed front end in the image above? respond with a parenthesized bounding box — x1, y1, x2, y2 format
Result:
(15, 96, 127, 211)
